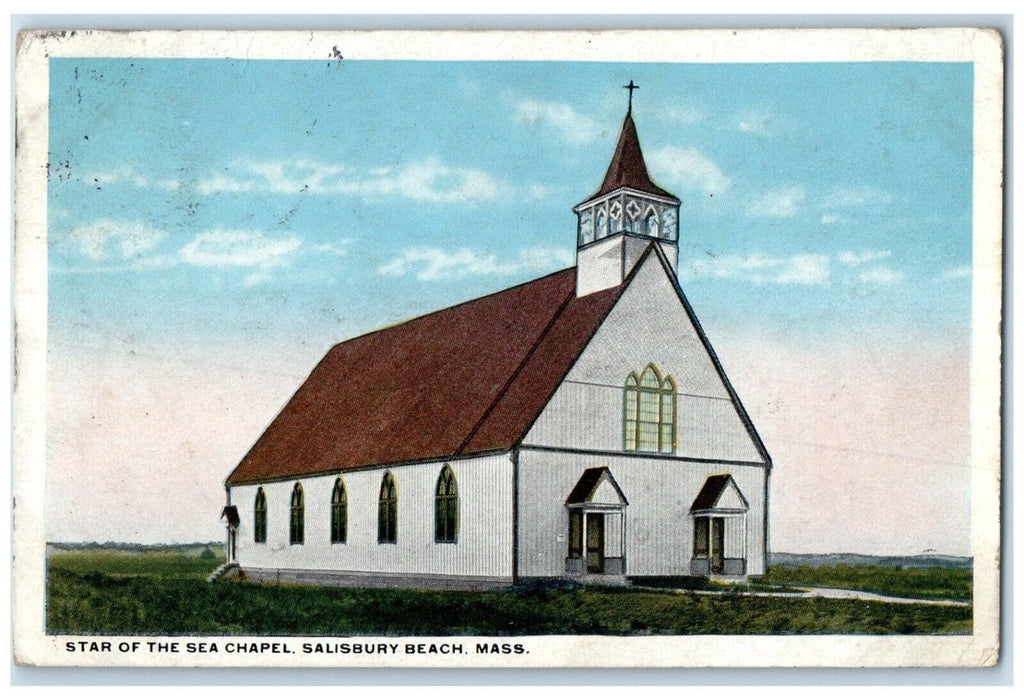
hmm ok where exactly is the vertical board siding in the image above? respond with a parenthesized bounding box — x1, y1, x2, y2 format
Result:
(527, 382, 760, 462)
(516, 449, 766, 577)
(526, 253, 764, 464)
(605, 512, 624, 558)
(518, 253, 768, 576)
(724, 514, 746, 559)
(576, 235, 626, 296)
(231, 453, 514, 578)
(564, 256, 737, 398)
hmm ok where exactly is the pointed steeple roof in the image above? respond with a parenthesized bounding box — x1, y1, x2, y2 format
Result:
(586, 111, 679, 203)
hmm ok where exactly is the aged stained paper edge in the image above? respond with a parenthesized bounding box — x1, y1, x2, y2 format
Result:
(12, 27, 1004, 668)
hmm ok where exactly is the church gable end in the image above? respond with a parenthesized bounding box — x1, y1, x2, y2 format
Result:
(523, 247, 768, 465)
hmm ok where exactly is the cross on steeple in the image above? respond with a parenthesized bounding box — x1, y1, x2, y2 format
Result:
(623, 80, 639, 113)
(573, 91, 682, 295)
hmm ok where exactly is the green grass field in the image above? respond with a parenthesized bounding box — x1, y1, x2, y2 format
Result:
(760, 564, 972, 601)
(46, 548, 972, 636)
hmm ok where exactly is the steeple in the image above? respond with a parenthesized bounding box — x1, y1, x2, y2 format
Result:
(574, 90, 682, 297)
(588, 111, 678, 203)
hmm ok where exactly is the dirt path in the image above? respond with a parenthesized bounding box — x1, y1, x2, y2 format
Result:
(784, 585, 971, 607)
(648, 585, 971, 607)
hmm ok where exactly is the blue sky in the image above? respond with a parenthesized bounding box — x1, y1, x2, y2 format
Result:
(48, 58, 972, 352)
(44, 58, 976, 552)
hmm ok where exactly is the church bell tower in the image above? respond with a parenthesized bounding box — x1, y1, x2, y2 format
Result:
(574, 82, 681, 297)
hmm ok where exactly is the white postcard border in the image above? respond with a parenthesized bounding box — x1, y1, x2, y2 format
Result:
(12, 26, 1004, 668)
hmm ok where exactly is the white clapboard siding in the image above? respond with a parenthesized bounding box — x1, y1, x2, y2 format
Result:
(724, 514, 747, 560)
(515, 448, 767, 577)
(525, 381, 761, 463)
(525, 252, 764, 464)
(230, 452, 514, 578)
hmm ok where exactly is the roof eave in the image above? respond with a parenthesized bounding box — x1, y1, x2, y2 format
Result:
(648, 244, 774, 468)
(574, 187, 681, 212)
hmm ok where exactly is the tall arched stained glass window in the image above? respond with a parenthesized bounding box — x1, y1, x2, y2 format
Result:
(378, 472, 398, 544)
(330, 478, 347, 544)
(623, 364, 677, 453)
(289, 483, 304, 545)
(435, 465, 458, 543)
(254, 487, 267, 544)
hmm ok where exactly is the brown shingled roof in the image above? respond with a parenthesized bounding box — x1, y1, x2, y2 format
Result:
(690, 474, 749, 512)
(586, 112, 679, 203)
(565, 467, 629, 505)
(226, 268, 625, 485)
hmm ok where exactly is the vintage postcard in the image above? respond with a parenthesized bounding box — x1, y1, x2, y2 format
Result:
(12, 28, 1003, 668)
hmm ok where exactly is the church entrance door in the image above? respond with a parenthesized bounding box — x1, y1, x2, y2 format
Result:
(586, 513, 605, 573)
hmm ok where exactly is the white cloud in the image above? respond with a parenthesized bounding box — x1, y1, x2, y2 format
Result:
(197, 158, 505, 203)
(821, 186, 893, 209)
(775, 255, 831, 285)
(67, 220, 166, 261)
(516, 246, 575, 270)
(378, 248, 500, 280)
(734, 109, 772, 135)
(838, 250, 892, 267)
(59, 220, 317, 283)
(313, 240, 351, 256)
(858, 266, 905, 285)
(393, 158, 500, 203)
(179, 230, 302, 268)
(525, 183, 552, 201)
(647, 146, 732, 195)
(820, 213, 845, 225)
(749, 185, 806, 218)
(82, 166, 183, 191)
(378, 245, 573, 282)
(686, 252, 829, 286)
(243, 269, 275, 288)
(82, 166, 148, 188)
(249, 160, 345, 194)
(83, 157, 520, 204)
(514, 98, 601, 144)
(197, 174, 256, 195)
(941, 265, 972, 280)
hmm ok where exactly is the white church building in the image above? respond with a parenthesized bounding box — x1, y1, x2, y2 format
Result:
(220, 95, 772, 588)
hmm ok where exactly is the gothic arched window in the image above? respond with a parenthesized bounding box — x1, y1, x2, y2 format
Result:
(662, 209, 678, 241)
(624, 364, 677, 453)
(289, 483, 304, 545)
(378, 472, 398, 544)
(580, 210, 594, 245)
(609, 201, 623, 234)
(331, 478, 347, 544)
(596, 208, 608, 239)
(435, 465, 458, 543)
(625, 199, 642, 233)
(644, 206, 660, 237)
(253, 487, 267, 544)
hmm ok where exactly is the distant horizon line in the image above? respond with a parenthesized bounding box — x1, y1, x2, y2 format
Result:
(45, 541, 973, 561)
